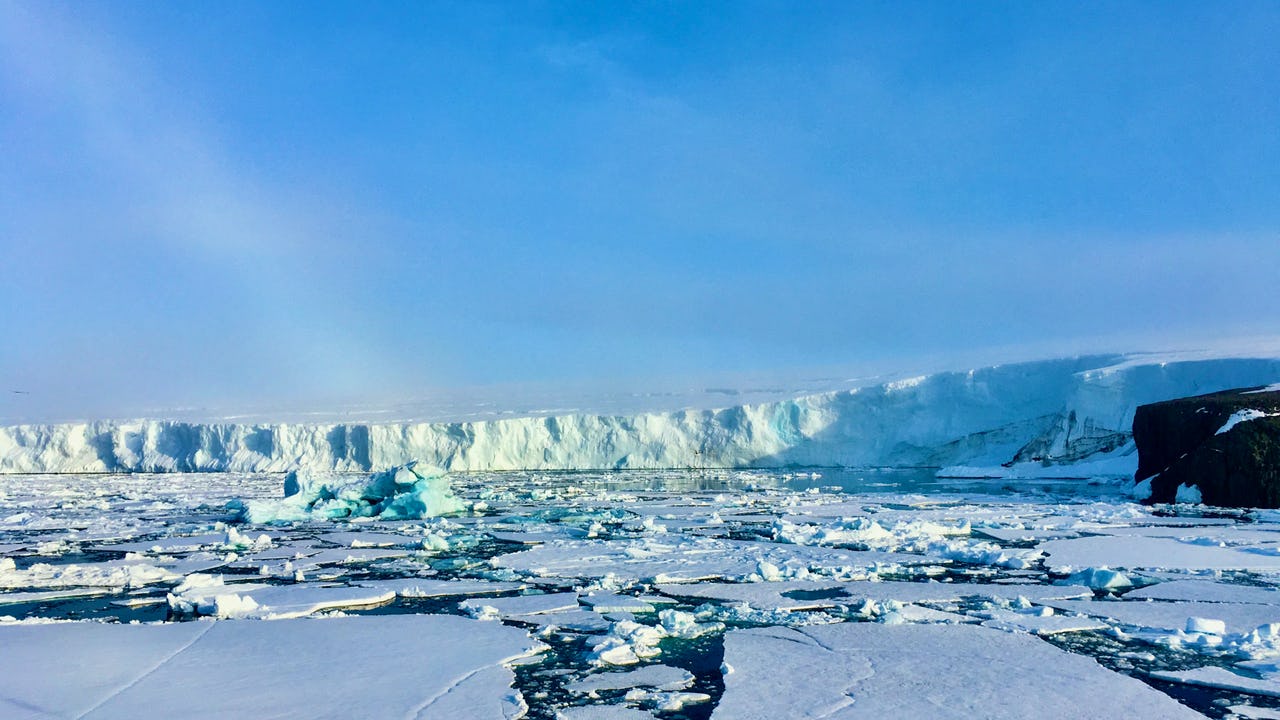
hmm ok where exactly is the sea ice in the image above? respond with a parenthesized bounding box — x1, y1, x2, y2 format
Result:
(1148, 666, 1280, 698)
(1040, 534, 1280, 573)
(364, 577, 525, 598)
(580, 593, 656, 613)
(1125, 580, 1280, 605)
(713, 623, 1206, 718)
(0, 614, 544, 719)
(556, 707, 659, 720)
(1218, 409, 1278, 435)
(492, 536, 931, 585)
(461, 592, 581, 619)
(1044, 598, 1280, 635)
(166, 574, 396, 619)
(1064, 567, 1132, 591)
(0, 557, 178, 590)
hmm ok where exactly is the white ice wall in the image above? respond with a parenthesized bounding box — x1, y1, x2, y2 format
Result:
(3, 354, 1279, 474)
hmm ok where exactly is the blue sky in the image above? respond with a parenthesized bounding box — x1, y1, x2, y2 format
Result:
(2, 1, 1279, 419)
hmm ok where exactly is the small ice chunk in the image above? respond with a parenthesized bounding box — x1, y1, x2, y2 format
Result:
(581, 593, 655, 614)
(1065, 567, 1132, 591)
(1175, 484, 1203, 505)
(1185, 617, 1228, 635)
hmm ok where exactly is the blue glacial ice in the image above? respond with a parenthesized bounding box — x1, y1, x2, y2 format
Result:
(235, 462, 465, 523)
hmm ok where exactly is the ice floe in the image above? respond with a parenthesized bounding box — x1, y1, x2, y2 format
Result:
(0, 615, 543, 719)
(714, 623, 1206, 718)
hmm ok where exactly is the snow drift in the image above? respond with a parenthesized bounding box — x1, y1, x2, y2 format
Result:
(2, 353, 1279, 474)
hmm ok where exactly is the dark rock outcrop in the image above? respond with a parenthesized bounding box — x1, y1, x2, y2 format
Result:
(1134, 386, 1280, 507)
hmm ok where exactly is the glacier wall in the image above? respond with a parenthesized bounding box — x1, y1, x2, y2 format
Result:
(3, 354, 1280, 474)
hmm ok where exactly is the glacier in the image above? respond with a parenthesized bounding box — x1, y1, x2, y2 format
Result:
(3, 352, 1279, 474)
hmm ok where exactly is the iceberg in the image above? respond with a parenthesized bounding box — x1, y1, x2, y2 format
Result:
(235, 462, 465, 523)
(2, 353, 1279, 474)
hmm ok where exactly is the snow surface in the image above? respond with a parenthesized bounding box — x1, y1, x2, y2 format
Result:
(0, 615, 544, 719)
(713, 623, 1205, 719)
(4, 353, 1279, 473)
(1217, 409, 1279, 435)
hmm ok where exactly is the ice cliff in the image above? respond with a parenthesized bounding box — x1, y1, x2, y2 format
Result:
(3, 353, 1279, 474)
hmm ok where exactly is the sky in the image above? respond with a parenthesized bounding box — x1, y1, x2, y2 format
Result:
(2, 1, 1279, 421)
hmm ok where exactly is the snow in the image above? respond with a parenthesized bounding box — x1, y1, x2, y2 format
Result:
(0, 615, 544, 719)
(0, 556, 180, 589)
(566, 665, 695, 694)
(977, 607, 1109, 635)
(7, 460, 1280, 716)
(1039, 534, 1280, 573)
(1043, 599, 1280, 635)
(166, 576, 397, 619)
(460, 592, 581, 619)
(1218, 409, 1279, 434)
(713, 622, 1205, 719)
(1148, 666, 1280, 698)
(1125, 580, 1280, 604)
(1064, 567, 1132, 591)
(5, 353, 1280, 473)
(580, 593, 656, 613)
(492, 535, 933, 585)
(1175, 483, 1203, 504)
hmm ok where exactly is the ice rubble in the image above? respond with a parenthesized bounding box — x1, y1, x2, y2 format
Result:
(4, 353, 1280, 473)
(235, 462, 464, 523)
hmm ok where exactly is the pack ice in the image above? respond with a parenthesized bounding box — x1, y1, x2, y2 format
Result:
(4, 352, 1280, 473)
(8, 466, 1280, 717)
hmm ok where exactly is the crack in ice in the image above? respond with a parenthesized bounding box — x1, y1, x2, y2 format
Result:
(75, 621, 216, 720)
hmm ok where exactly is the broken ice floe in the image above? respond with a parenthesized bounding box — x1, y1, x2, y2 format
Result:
(234, 462, 464, 523)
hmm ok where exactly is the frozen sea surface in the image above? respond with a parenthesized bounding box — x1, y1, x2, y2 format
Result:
(4, 469, 1280, 718)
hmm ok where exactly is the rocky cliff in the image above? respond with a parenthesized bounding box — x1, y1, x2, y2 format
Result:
(1134, 387, 1280, 507)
